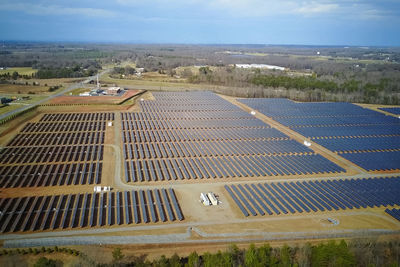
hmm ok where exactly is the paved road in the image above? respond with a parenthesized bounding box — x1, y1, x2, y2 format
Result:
(0, 69, 111, 121)
(3, 227, 399, 248)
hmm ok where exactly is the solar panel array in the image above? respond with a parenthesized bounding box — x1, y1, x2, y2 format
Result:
(379, 107, 400, 115)
(121, 92, 345, 182)
(225, 177, 400, 217)
(0, 188, 183, 233)
(385, 208, 400, 222)
(0, 112, 113, 188)
(238, 98, 400, 171)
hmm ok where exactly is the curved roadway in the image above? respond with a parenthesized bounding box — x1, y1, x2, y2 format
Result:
(0, 69, 111, 121)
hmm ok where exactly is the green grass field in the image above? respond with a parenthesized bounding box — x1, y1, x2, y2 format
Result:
(0, 103, 24, 115)
(0, 67, 37, 76)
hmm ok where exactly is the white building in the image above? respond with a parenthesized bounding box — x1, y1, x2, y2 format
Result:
(235, 64, 285, 71)
(79, 91, 91, 97)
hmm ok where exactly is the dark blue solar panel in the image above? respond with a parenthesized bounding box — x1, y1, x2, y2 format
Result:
(147, 190, 157, 222)
(70, 194, 81, 228)
(231, 185, 257, 216)
(139, 190, 148, 223)
(225, 177, 400, 217)
(238, 184, 265, 216)
(116, 192, 121, 225)
(244, 184, 271, 215)
(61, 195, 72, 229)
(124, 191, 131, 224)
(224, 185, 249, 217)
(379, 107, 400, 115)
(162, 189, 175, 221)
(168, 188, 183, 221)
(80, 193, 88, 228)
(131, 191, 139, 224)
(155, 189, 166, 222)
(89, 194, 96, 227)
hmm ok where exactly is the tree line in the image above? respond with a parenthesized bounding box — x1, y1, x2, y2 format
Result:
(100, 239, 399, 267)
(188, 67, 400, 105)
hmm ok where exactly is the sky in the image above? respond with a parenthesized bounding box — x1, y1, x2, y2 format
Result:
(0, 0, 400, 46)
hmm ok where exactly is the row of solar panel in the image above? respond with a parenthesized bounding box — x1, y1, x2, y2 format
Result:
(124, 154, 345, 182)
(0, 189, 183, 233)
(152, 91, 230, 101)
(21, 121, 107, 134)
(0, 162, 102, 188)
(379, 107, 400, 115)
(225, 177, 400, 217)
(152, 91, 217, 98)
(141, 102, 239, 112)
(144, 99, 231, 105)
(238, 98, 379, 118)
(274, 115, 400, 127)
(339, 151, 400, 171)
(316, 136, 400, 152)
(123, 139, 312, 160)
(142, 95, 232, 104)
(40, 112, 114, 122)
(136, 110, 256, 120)
(385, 208, 400, 222)
(121, 128, 287, 143)
(122, 110, 254, 122)
(121, 117, 267, 130)
(0, 145, 104, 164)
(291, 124, 400, 138)
(7, 132, 105, 147)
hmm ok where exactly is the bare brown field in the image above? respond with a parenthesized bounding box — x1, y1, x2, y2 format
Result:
(0, 84, 51, 94)
(48, 89, 143, 105)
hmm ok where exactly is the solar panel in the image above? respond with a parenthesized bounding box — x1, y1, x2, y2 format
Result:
(155, 190, 166, 222)
(124, 191, 131, 224)
(70, 194, 82, 228)
(61, 194, 73, 229)
(238, 184, 264, 216)
(108, 192, 113, 226)
(116, 192, 121, 225)
(224, 185, 249, 217)
(231, 185, 257, 216)
(40, 196, 56, 230)
(10, 197, 31, 232)
(147, 190, 157, 222)
(80, 193, 88, 228)
(0, 197, 22, 233)
(139, 190, 149, 223)
(161, 189, 175, 221)
(168, 188, 183, 221)
(98, 193, 104, 226)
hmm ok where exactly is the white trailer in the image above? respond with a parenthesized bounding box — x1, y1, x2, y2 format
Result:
(200, 193, 210, 206)
(207, 192, 218, 206)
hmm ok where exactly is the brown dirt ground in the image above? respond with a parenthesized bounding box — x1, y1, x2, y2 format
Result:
(48, 90, 143, 105)
(0, 84, 53, 95)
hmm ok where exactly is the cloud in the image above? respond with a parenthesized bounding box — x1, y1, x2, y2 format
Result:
(295, 3, 339, 15)
(115, 0, 396, 20)
(0, 2, 116, 18)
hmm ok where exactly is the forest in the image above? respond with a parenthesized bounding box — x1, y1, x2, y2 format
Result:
(18, 239, 400, 267)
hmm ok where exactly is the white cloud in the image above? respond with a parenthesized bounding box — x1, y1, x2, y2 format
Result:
(295, 3, 339, 15)
(0, 2, 116, 18)
(115, 0, 395, 20)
